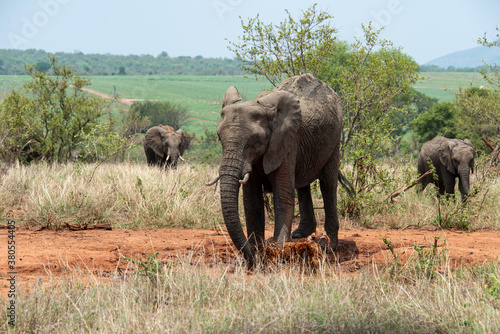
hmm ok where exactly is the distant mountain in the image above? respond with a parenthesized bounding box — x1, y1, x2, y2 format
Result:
(424, 44, 500, 69)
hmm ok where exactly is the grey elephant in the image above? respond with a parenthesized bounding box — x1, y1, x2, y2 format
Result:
(417, 136, 474, 202)
(144, 125, 190, 168)
(207, 73, 343, 266)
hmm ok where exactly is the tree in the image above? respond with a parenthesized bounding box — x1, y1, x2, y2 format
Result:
(454, 28, 500, 168)
(228, 6, 420, 215)
(454, 86, 500, 153)
(391, 88, 438, 155)
(0, 55, 115, 163)
(478, 27, 500, 89)
(130, 100, 189, 131)
(35, 61, 51, 72)
(411, 102, 457, 144)
(227, 3, 339, 86)
(332, 24, 420, 196)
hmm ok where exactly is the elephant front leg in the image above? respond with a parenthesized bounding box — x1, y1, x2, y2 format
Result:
(270, 157, 296, 247)
(291, 185, 317, 238)
(243, 175, 265, 247)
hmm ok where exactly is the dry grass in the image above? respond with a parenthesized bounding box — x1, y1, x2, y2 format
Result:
(1, 160, 500, 232)
(1, 161, 500, 332)
(1, 251, 500, 333)
(0, 162, 223, 230)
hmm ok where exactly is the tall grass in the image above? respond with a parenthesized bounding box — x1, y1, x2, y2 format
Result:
(2, 253, 500, 333)
(0, 162, 223, 230)
(1, 160, 500, 231)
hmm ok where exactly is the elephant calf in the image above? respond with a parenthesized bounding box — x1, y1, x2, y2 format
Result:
(417, 136, 474, 202)
(144, 125, 190, 168)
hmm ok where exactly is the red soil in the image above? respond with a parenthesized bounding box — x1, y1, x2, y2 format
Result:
(2, 225, 499, 297)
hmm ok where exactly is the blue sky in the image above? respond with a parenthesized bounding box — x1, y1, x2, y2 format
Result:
(0, 0, 499, 64)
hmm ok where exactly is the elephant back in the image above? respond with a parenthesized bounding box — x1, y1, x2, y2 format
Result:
(274, 73, 342, 124)
(274, 73, 343, 187)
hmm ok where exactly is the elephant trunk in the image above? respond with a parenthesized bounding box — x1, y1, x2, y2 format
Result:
(166, 149, 181, 168)
(458, 164, 471, 203)
(219, 152, 255, 267)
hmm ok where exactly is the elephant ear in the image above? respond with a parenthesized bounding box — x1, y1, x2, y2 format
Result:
(222, 86, 242, 108)
(176, 129, 190, 154)
(145, 127, 167, 158)
(439, 140, 457, 174)
(258, 91, 302, 174)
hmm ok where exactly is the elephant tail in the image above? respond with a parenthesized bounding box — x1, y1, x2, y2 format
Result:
(338, 171, 355, 198)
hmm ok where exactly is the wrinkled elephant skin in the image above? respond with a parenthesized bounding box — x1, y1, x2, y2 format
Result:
(214, 73, 343, 266)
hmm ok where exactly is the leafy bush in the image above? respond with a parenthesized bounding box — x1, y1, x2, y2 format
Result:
(185, 127, 222, 165)
(0, 55, 118, 164)
(130, 100, 189, 130)
(411, 102, 458, 144)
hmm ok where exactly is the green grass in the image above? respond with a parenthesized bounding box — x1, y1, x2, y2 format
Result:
(90, 75, 272, 134)
(0, 74, 272, 136)
(413, 72, 491, 101)
(2, 72, 493, 135)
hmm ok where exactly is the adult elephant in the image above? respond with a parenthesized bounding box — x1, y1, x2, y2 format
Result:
(207, 73, 343, 266)
(144, 125, 189, 168)
(417, 136, 475, 203)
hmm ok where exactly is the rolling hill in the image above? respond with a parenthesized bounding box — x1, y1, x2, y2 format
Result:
(425, 43, 500, 68)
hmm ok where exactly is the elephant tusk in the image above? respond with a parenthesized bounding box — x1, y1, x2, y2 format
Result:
(206, 174, 221, 186)
(179, 155, 185, 161)
(239, 173, 250, 185)
(166, 154, 170, 161)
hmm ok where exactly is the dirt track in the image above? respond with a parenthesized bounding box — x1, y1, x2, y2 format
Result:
(2, 225, 500, 297)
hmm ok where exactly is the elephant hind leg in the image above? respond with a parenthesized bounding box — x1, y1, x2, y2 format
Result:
(319, 155, 340, 250)
(291, 185, 317, 238)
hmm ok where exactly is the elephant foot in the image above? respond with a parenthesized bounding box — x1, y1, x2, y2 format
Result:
(291, 223, 316, 239)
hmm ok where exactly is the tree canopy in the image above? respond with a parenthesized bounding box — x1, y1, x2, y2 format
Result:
(0, 56, 124, 163)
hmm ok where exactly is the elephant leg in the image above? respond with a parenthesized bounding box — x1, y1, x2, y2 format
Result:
(438, 183, 446, 197)
(442, 173, 456, 197)
(243, 175, 265, 247)
(271, 153, 296, 247)
(291, 185, 317, 238)
(319, 155, 339, 250)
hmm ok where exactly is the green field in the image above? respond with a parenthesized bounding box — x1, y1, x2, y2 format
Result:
(0, 72, 492, 134)
(413, 72, 491, 101)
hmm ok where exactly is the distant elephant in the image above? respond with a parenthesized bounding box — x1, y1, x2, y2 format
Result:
(207, 73, 343, 266)
(144, 125, 189, 168)
(417, 136, 474, 203)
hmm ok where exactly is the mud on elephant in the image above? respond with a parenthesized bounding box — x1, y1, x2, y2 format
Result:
(207, 73, 343, 266)
(144, 125, 190, 169)
(417, 135, 475, 203)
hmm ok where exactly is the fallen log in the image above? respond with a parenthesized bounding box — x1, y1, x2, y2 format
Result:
(65, 223, 112, 231)
(383, 170, 432, 203)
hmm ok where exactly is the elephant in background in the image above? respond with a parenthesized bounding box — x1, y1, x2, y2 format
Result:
(207, 73, 343, 266)
(417, 136, 475, 203)
(144, 125, 190, 168)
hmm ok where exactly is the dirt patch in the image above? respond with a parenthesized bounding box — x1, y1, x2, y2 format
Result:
(2, 225, 499, 297)
(79, 87, 143, 106)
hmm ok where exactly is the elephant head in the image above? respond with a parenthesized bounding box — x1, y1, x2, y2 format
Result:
(144, 125, 190, 168)
(208, 86, 302, 265)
